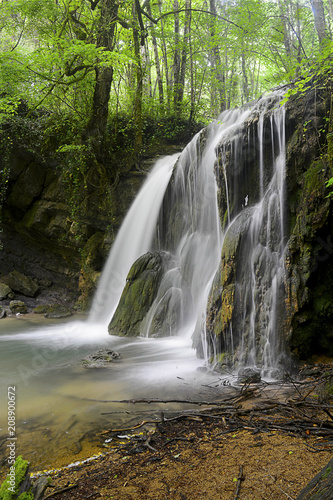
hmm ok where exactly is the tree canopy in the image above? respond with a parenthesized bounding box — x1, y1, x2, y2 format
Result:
(0, 0, 332, 146)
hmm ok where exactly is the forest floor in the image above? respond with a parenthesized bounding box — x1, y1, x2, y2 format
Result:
(35, 363, 333, 500)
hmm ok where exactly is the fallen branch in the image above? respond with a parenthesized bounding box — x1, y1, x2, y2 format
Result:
(99, 398, 230, 406)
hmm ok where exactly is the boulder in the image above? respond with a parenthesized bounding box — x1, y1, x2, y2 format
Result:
(33, 304, 72, 319)
(108, 251, 172, 336)
(0, 282, 14, 299)
(7, 270, 39, 297)
(0, 306, 6, 318)
(237, 367, 262, 384)
(9, 300, 28, 314)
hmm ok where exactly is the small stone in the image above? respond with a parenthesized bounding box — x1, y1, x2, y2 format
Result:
(0, 306, 6, 318)
(9, 300, 28, 314)
(82, 348, 121, 368)
(237, 367, 261, 384)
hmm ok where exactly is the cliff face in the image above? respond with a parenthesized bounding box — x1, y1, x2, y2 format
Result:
(0, 132, 179, 310)
(206, 82, 333, 367)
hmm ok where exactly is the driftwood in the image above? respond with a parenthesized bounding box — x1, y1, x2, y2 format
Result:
(100, 376, 333, 454)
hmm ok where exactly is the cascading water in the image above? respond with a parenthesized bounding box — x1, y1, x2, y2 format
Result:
(207, 91, 288, 377)
(89, 154, 179, 325)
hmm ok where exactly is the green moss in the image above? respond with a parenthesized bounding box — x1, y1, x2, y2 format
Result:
(0, 456, 31, 500)
(321, 467, 332, 479)
(17, 493, 34, 500)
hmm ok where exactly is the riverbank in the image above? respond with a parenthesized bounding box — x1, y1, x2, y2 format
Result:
(34, 407, 332, 499)
(30, 369, 333, 499)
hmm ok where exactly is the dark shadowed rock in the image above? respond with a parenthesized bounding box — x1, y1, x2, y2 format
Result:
(7, 270, 39, 297)
(0, 282, 14, 299)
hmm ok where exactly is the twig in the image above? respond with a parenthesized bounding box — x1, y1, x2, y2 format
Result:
(234, 465, 244, 500)
(263, 469, 295, 499)
(99, 398, 229, 406)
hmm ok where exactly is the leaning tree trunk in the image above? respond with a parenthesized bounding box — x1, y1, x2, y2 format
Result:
(83, 0, 119, 143)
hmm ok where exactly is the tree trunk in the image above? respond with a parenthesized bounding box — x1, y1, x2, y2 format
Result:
(147, 0, 164, 111)
(310, 0, 329, 46)
(174, 0, 191, 112)
(83, 0, 119, 142)
(132, 0, 143, 153)
(173, 0, 181, 113)
(209, 0, 226, 113)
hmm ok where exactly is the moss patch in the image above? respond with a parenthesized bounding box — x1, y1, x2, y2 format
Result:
(0, 456, 32, 500)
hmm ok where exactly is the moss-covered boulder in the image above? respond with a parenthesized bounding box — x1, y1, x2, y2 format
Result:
(0, 283, 14, 300)
(9, 301, 27, 314)
(108, 251, 172, 336)
(33, 304, 72, 319)
(6, 271, 39, 297)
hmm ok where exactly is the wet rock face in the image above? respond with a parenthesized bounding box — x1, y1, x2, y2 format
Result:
(0, 146, 151, 308)
(108, 251, 173, 336)
(206, 83, 333, 365)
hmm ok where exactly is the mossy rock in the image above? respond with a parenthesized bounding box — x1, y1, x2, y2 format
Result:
(108, 251, 172, 337)
(34, 304, 72, 319)
(0, 455, 32, 500)
(0, 283, 14, 300)
(9, 301, 27, 314)
(6, 271, 39, 298)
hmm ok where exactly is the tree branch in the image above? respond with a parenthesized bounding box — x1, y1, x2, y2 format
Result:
(140, 7, 246, 31)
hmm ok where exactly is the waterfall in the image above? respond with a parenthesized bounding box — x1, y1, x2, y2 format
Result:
(209, 91, 287, 377)
(89, 154, 179, 325)
(90, 90, 288, 376)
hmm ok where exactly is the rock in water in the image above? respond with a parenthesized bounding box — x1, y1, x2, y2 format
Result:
(82, 348, 121, 368)
(108, 251, 172, 336)
(237, 367, 261, 384)
(33, 304, 73, 319)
